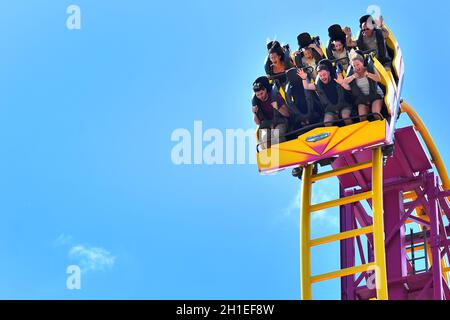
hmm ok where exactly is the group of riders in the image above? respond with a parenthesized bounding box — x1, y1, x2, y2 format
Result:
(252, 14, 395, 150)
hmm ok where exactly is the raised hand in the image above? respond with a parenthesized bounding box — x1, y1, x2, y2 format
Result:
(343, 27, 352, 36)
(335, 73, 344, 85)
(297, 68, 308, 80)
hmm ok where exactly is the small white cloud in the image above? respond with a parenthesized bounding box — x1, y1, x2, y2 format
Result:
(311, 191, 340, 228)
(311, 207, 340, 228)
(283, 183, 339, 229)
(68, 245, 116, 273)
(54, 234, 74, 247)
(284, 190, 301, 217)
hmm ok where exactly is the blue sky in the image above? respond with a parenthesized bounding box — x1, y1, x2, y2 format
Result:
(0, 0, 448, 299)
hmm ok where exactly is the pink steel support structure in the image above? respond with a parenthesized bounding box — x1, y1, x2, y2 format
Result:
(333, 128, 450, 299)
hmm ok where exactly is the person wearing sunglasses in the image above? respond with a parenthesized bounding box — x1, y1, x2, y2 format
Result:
(343, 15, 391, 70)
(251, 79, 290, 148)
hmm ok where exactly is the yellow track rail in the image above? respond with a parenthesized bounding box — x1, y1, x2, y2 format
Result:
(401, 101, 450, 191)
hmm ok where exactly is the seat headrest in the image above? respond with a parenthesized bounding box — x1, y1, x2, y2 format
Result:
(267, 40, 281, 52)
(286, 68, 301, 86)
(297, 32, 313, 49)
(328, 24, 346, 42)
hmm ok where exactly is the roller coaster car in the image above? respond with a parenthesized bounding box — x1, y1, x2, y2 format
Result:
(256, 25, 404, 175)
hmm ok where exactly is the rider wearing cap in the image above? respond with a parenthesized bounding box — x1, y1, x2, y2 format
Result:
(251, 78, 290, 147)
(344, 15, 391, 70)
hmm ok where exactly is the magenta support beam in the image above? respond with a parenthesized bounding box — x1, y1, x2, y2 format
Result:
(437, 213, 450, 273)
(384, 189, 408, 299)
(407, 216, 430, 227)
(428, 174, 444, 300)
(416, 276, 434, 300)
(437, 190, 450, 221)
(355, 235, 367, 265)
(443, 281, 450, 300)
(386, 197, 421, 246)
(352, 201, 374, 245)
